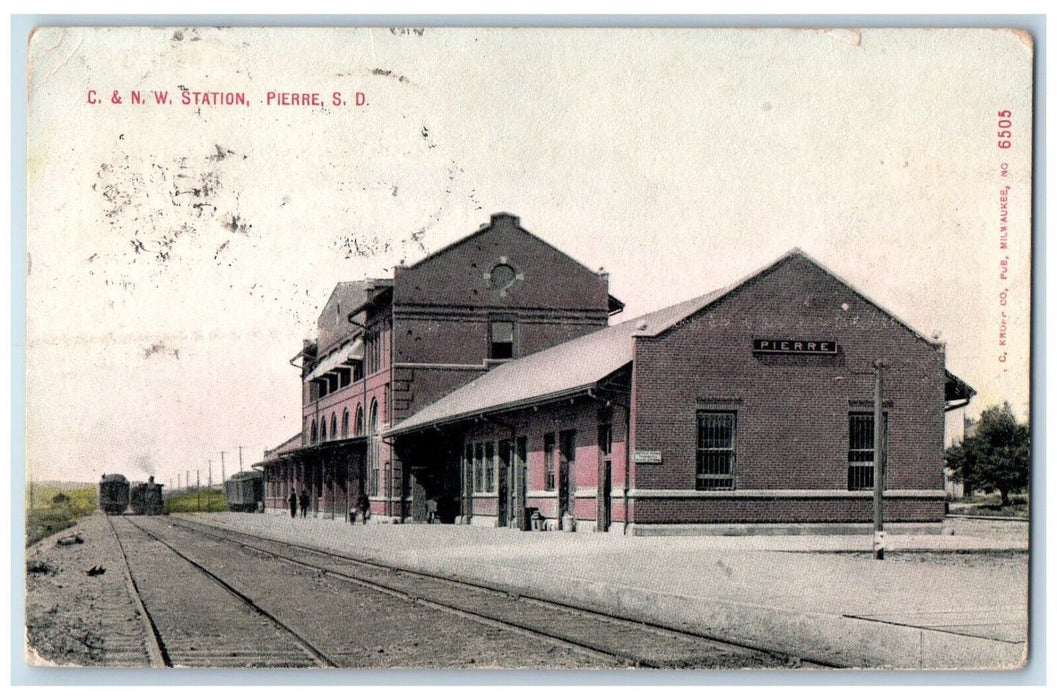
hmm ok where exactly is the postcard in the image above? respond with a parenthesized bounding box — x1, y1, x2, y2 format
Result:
(23, 25, 1033, 671)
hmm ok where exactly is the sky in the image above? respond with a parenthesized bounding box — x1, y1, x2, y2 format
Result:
(24, 27, 1033, 486)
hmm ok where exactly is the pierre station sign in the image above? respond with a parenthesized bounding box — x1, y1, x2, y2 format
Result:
(752, 339, 838, 355)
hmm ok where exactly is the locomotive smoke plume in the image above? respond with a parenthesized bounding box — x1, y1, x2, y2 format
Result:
(135, 454, 156, 477)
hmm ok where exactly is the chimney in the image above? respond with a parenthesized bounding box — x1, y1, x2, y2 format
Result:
(490, 212, 520, 227)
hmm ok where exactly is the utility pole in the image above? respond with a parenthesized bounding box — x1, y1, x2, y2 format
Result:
(208, 460, 213, 512)
(196, 469, 201, 511)
(238, 445, 244, 471)
(177, 474, 181, 491)
(186, 470, 190, 496)
(220, 451, 227, 485)
(873, 360, 887, 561)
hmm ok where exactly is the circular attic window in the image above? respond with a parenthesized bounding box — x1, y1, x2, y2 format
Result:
(489, 263, 517, 290)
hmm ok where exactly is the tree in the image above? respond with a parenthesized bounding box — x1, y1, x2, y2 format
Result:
(946, 402, 1030, 505)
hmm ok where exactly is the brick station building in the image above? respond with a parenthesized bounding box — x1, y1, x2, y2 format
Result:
(259, 213, 974, 534)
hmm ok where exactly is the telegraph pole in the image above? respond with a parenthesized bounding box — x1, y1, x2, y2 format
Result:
(238, 445, 244, 471)
(873, 360, 887, 561)
(220, 451, 227, 485)
(208, 460, 213, 512)
(196, 469, 201, 511)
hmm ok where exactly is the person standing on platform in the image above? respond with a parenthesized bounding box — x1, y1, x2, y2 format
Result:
(299, 489, 310, 518)
(288, 491, 297, 518)
(357, 493, 370, 524)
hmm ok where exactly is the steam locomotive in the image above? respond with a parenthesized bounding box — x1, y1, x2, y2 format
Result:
(129, 476, 165, 515)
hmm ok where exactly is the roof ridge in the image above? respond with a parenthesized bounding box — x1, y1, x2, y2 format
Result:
(385, 246, 942, 437)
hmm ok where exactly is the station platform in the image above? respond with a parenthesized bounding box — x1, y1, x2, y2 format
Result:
(180, 512, 1029, 671)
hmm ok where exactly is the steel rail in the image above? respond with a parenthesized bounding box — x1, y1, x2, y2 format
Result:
(169, 516, 838, 669)
(103, 514, 170, 667)
(118, 516, 337, 668)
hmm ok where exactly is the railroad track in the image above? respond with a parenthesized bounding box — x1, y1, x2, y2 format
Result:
(162, 515, 836, 669)
(107, 515, 333, 668)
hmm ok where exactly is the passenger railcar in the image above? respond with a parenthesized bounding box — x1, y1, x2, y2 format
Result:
(98, 474, 130, 515)
(225, 470, 264, 512)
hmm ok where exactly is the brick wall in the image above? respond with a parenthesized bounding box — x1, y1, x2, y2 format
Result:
(631, 496, 944, 524)
(393, 312, 608, 367)
(631, 255, 946, 524)
(393, 214, 610, 311)
(454, 397, 629, 528)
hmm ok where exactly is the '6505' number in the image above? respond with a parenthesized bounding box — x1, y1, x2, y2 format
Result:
(997, 110, 1013, 149)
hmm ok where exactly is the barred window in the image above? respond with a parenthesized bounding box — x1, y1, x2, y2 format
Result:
(848, 413, 888, 490)
(696, 411, 736, 490)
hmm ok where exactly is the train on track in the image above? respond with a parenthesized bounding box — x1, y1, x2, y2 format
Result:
(225, 470, 264, 512)
(99, 473, 131, 514)
(129, 476, 165, 515)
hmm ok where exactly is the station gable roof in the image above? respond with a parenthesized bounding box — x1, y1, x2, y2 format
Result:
(386, 248, 974, 437)
(385, 287, 730, 437)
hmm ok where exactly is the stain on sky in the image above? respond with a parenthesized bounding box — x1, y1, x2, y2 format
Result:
(370, 68, 411, 83)
(143, 340, 179, 360)
(335, 231, 393, 259)
(209, 144, 243, 162)
(93, 145, 254, 276)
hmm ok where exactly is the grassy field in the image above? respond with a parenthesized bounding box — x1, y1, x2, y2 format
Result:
(948, 492, 1029, 519)
(165, 488, 227, 513)
(25, 484, 98, 546)
(24, 484, 231, 546)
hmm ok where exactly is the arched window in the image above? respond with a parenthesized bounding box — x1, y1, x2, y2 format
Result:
(310, 419, 318, 444)
(369, 399, 380, 496)
(330, 413, 338, 441)
(320, 419, 327, 442)
(341, 409, 349, 439)
(355, 404, 364, 437)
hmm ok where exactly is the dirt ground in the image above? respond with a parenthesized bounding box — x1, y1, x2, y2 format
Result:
(25, 513, 150, 666)
(24, 511, 1030, 669)
(25, 514, 615, 668)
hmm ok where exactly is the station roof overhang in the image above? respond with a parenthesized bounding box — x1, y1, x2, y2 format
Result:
(385, 364, 632, 441)
(386, 385, 598, 440)
(252, 432, 306, 469)
(275, 435, 369, 461)
(305, 338, 364, 382)
(944, 370, 977, 412)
